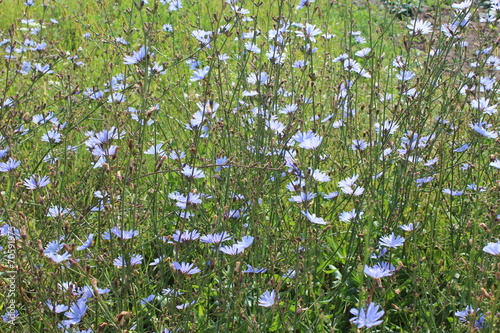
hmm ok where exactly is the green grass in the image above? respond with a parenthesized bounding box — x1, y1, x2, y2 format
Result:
(0, 0, 499, 332)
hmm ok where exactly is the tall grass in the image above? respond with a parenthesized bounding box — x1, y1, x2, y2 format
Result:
(0, 0, 499, 331)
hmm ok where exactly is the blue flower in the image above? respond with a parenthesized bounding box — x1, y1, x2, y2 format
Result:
(186, 58, 201, 70)
(181, 165, 205, 178)
(46, 206, 72, 218)
(170, 192, 203, 209)
(172, 261, 201, 275)
(91, 145, 118, 158)
(140, 294, 156, 305)
(370, 247, 388, 259)
(243, 264, 267, 274)
(85, 127, 123, 147)
(45, 300, 68, 313)
(258, 290, 277, 307)
(176, 301, 196, 309)
(150, 62, 166, 75)
(236, 236, 254, 249)
(301, 210, 327, 225)
(416, 176, 434, 186)
(351, 139, 368, 150)
(298, 134, 323, 150)
(44, 240, 64, 256)
(400, 223, 418, 231)
(169, 150, 186, 160)
(155, 329, 171, 333)
(2, 310, 19, 323)
(455, 305, 479, 322)
(311, 169, 331, 182)
(149, 256, 164, 266)
(41, 130, 62, 143)
(34, 63, 53, 74)
(191, 30, 212, 47)
(350, 302, 384, 328)
(364, 262, 395, 279)
(483, 241, 500, 255)
(190, 66, 210, 81)
(107, 92, 126, 104)
(289, 192, 317, 203)
(130, 254, 144, 266)
(396, 70, 415, 81)
(123, 46, 149, 65)
(23, 174, 50, 190)
(215, 157, 230, 171)
(172, 229, 200, 243)
(219, 244, 244, 255)
(114, 36, 128, 45)
(0, 147, 9, 158)
(470, 122, 498, 139)
(110, 226, 139, 240)
(144, 143, 166, 156)
(490, 159, 500, 169)
(200, 232, 231, 244)
(453, 143, 470, 153)
(46, 252, 72, 263)
(244, 42, 261, 54)
(338, 174, 364, 196)
(0, 225, 20, 238)
(77, 234, 94, 251)
(0, 158, 21, 172)
(61, 298, 88, 327)
(282, 269, 297, 279)
(339, 209, 363, 223)
(161, 288, 183, 297)
(279, 104, 299, 114)
(379, 233, 405, 249)
(292, 60, 307, 68)
(32, 111, 52, 124)
(474, 315, 486, 329)
(166, 0, 182, 11)
(442, 188, 463, 196)
(83, 88, 103, 99)
(295, 0, 314, 9)
(113, 254, 143, 268)
(295, 23, 322, 43)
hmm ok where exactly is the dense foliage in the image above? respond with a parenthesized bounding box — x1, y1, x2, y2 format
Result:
(1, 0, 500, 331)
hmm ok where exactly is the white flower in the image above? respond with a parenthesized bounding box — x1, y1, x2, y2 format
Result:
(355, 48, 371, 57)
(311, 169, 330, 182)
(181, 165, 205, 178)
(301, 210, 327, 225)
(470, 98, 497, 115)
(295, 23, 322, 42)
(339, 209, 363, 222)
(407, 19, 433, 35)
(452, 0, 472, 10)
(490, 159, 500, 169)
(396, 70, 415, 81)
(244, 42, 261, 54)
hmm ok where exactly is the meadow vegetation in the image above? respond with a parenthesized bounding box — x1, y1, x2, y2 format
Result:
(1, 0, 500, 331)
